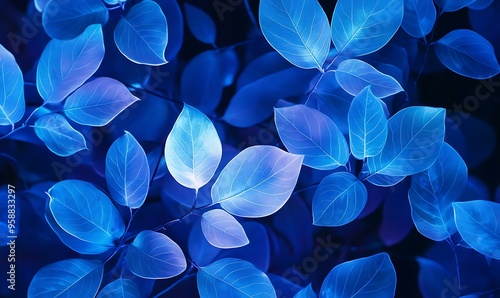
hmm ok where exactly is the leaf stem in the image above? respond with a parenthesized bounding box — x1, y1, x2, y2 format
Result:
(447, 237, 462, 295)
(152, 264, 196, 298)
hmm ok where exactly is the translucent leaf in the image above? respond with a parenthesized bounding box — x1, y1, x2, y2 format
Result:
(34, 0, 50, 12)
(312, 172, 368, 226)
(365, 172, 406, 187)
(42, 0, 108, 40)
(408, 143, 467, 241)
(106, 131, 150, 209)
(197, 258, 276, 298)
(331, 0, 404, 57)
(319, 253, 397, 298)
(184, 3, 216, 46)
(159, 0, 184, 60)
(114, 0, 168, 65)
(126, 230, 187, 279)
(0, 43, 25, 126)
(63, 77, 139, 126)
(34, 114, 88, 157)
(335, 59, 404, 98)
(37, 24, 105, 103)
(434, 0, 475, 12)
(348, 86, 388, 159)
(294, 284, 316, 298)
(103, 0, 126, 5)
(453, 200, 500, 259)
(211, 145, 303, 217)
(164, 104, 222, 190)
(96, 279, 141, 298)
(402, 0, 437, 38)
(28, 259, 103, 298)
(416, 257, 453, 298)
(434, 29, 500, 79)
(259, 0, 331, 70)
(201, 209, 249, 249)
(367, 106, 446, 176)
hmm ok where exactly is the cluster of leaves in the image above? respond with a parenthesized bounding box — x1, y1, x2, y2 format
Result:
(1, 0, 500, 297)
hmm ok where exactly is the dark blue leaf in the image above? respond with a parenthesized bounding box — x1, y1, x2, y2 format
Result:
(0, 44, 25, 127)
(63, 77, 139, 126)
(114, 0, 168, 65)
(294, 283, 316, 298)
(408, 143, 467, 241)
(126, 230, 187, 279)
(335, 59, 404, 98)
(236, 52, 290, 90)
(34, 113, 88, 157)
(197, 258, 276, 298)
(331, 0, 404, 57)
(158, 0, 184, 60)
(416, 257, 453, 298)
(468, 0, 494, 10)
(259, 0, 331, 70)
(313, 172, 368, 226)
(268, 274, 303, 297)
(36, 24, 104, 103)
(28, 259, 103, 298)
(42, 0, 108, 40)
(97, 279, 140, 298)
(189, 219, 221, 267)
(319, 253, 397, 298)
(402, 0, 437, 38)
(275, 104, 349, 170)
(365, 172, 406, 187)
(106, 131, 150, 209)
(434, 29, 500, 79)
(434, 0, 475, 12)
(184, 3, 216, 46)
(211, 145, 303, 217)
(201, 209, 249, 249)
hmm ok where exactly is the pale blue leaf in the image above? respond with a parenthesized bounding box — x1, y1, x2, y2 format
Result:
(201, 209, 249, 249)
(63, 77, 139, 126)
(331, 0, 404, 57)
(336, 59, 404, 98)
(96, 279, 140, 298)
(275, 104, 349, 170)
(197, 258, 276, 298)
(114, 0, 168, 65)
(402, 0, 437, 38)
(42, 0, 109, 40)
(416, 257, 453, 298)
(34, 0, 50, 12)
(434, 0, 475, 12)
(37, 24, 105, 103)
(453, 200, 500, 259)
(106, 131, 150, 209)
(365, 172, 406, 187)
(103, 0, 126, 5)
(367, 106, 446, 176)
(468, 0, 494, 10)
(259, 0, 331, 70)
(164, 104, 222, 190)
(312, 172, 368, 226)
(348, 86, 388, 159)
(28, 259, 103, 298)
(47, 180, 125, 247)
(434, 29, 500, 79)
(319, 253, 397, 298)
(0, 43, 25, 126)
(294, 283, 316, 298)
(408, 143, 467, 241)
(184, 3, 216, 46)
(211, 145, 303, 218)
(126, 230, 187, 279)
(34, 113, 88, 157)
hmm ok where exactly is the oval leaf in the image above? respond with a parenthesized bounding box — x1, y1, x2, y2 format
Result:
(0, 44, 25, 127)
(96, 279, 141, 298)
(211, 145, 303, 218)
(184, 3, 216, 46)
(434, 0, 475, 12)
(402, 0, 436, 38)
(294, 283, 316, 298)
(201, 209, 249, 249)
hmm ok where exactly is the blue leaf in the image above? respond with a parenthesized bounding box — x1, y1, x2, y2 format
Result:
(319, 253, 397, 298)
(275, 104, 349, 170)
(367, 106, 446, 176)
(365, 172, 406, 187)
(201, 209, 249, 249)
(331, 0, 404, 57)
(165, 104, 222, 190)
(408, 143, 467, 241)
(34, 113, 88, 157)
(42, 0, 108, 40)
(434, 29, 500, 79)
(63, 77, 139, 126)
(103, 0, 126, 5)
(114, 0, 168, 65)
(28, 259, 103, 298)
(335, 59, 404, 98)
(96, 279, 140, 298)
(37, 24, 105, 103)
(126, 230, 187, 279)
(106, 131, 150, 209)
(184, 3, 216, 46)
(34, 0, 50, 12)
(402, 0, 437, 38)
(468, 0, 494, 10)
(211, 145, 303, 217)
(434, 0, 475, 12)
(453, 200, 500, 259)
(47, 180, 125, 247)
(312, 172, 368, 226)
(348, 86, 388, 159)
(0, 44, 25, 127)
(197, 258, 276, 298)
(259, 0, 331, 70)
(268, 274, 303, 297)
(294, 283, 316, 298)
(416, 257, 454, 298)
(159, 0, 184, 60)
(236, 52, 291, 90)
